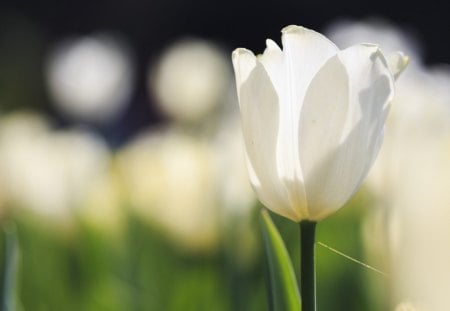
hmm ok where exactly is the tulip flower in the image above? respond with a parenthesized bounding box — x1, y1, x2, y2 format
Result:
(232, 25, 407, 223)
(232, 25, 407, 311)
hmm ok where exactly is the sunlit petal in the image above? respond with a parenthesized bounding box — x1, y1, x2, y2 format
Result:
(300, 44, 394, 220)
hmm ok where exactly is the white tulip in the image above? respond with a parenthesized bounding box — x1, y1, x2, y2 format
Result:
(232, 25, 407, 222)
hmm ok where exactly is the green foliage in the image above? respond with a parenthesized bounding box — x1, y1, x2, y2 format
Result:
(1, 194, 382, 310)
(260, 209, 301, 311)
(1, 224, 20, 311)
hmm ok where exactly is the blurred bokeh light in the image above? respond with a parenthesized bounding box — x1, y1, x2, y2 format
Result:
(149, 39, 231, 123)
(46, 34, 134, 124)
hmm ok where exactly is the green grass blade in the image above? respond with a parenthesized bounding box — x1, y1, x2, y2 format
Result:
(260, 210, 301, 311)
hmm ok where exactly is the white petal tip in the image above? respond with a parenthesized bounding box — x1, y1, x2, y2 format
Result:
(232, 48, 257, 99)
(265, 39, 280, 50)
(387, 52, 409, 80)
(281, 25, 309, 34)
(232, 48, 254, 59)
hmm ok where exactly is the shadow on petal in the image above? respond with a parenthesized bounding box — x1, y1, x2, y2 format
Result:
(303, 74, 392, 220)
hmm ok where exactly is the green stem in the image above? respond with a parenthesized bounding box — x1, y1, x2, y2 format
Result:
(300, 221, 317, 311)
(1, 224, 19, 311)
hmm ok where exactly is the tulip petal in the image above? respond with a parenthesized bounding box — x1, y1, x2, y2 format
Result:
(268, 26, 340, 220)
(233, 54, 295, 220)
(280, 25, 339, 112)
(386, 51, 409, 80)
(299, 44, 394, 220)
(232, 48, 257, 104)
(258, 39, 284, 95)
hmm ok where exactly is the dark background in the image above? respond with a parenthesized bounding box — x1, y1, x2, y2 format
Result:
(3, 0, 449, 62)
(1, 0, 449, 144)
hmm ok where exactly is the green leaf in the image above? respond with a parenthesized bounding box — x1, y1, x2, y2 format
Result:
(260, 209, 301, 311)
(1, 224, 20, 311)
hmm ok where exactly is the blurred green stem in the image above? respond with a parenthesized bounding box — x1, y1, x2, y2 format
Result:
(1, 224, 19, 311)
(300, 221, 316, 311)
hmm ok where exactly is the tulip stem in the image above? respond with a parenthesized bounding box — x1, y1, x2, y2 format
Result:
(300, 221, 317, 311)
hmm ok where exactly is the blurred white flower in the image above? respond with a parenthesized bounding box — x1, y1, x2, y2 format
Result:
(78, 167, 124, 235)
(232, 25, 407, 222)
(389, 136, 450, 311)
(365, 59, 450, 309)
(0, 113, 112, 226)
(395, 302, 419, 311)
(210, 113, 259, 266)
(0, 113, 50, 218)
(117, 128, 219, 253)
(149, 39, 231, 122)
(212, 114, 255, 217)
(46, 33, 134, 124)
